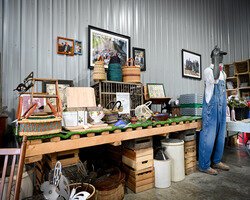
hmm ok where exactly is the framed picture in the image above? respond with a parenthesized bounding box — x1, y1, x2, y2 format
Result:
(133, 47, 146, 71)
(88, 25, 131, 69)
(42, 80, 74, 111)
(74, 40, 82, 55)
(182, 49, 202, 80)
(116, 92, 130, 114)
(20, 94, 46, 116)
(57, 36, 74, 56)
(147, 83, 166, 98)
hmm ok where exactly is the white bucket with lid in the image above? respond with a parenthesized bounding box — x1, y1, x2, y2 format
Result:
(161, 139, 185, 182)
(154, 159, 171, 188)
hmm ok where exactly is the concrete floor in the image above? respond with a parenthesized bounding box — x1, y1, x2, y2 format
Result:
(124, 146, 250, 200)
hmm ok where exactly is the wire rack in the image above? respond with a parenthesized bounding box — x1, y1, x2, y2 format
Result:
(92, 81, 144, 111)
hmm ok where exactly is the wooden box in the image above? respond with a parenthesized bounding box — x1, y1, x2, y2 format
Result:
(184, 140, 197, 175)
(234, 60, 249, 74)
(107, 145, 123, 166)
(45, 149, 80, 168)
(122, 148, 153, 171)
(123, 165, 154, 193)
(122, 137, 152, 150)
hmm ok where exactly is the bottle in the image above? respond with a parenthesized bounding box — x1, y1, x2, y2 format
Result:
(231, 108, 236, 121)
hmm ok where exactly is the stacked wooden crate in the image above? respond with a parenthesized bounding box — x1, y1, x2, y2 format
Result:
(170, 130, 197, 175)
(122, 137, 154, 193)
(107, 145, 123, 167)
(184, 134, 197, 175)
(44, 149, 80, 168)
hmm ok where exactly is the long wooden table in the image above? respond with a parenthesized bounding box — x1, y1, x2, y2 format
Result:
(25, 120, 201, 161)
(226, 119, 250, 156)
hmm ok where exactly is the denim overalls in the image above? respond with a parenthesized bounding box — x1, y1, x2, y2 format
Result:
(199, 80, 227, 170)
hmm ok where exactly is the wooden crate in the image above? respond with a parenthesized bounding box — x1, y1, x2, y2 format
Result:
(184, 140, 197, 175)
(34, 160, 45, 192)
(123, 165, 154, 193)
(92, 81, 143, 112)
(234, 60, 249, 74)
(45, 149, 80, 168)
(107, 145, 123, 166)
(122, 148, 153, 171)
(122, 137, 152, 150)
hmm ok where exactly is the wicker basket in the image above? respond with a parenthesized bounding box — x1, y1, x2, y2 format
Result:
(18, 117, 62, 136)
(96, 183, 124, 200)
(93, 58, 106, 81)
(134, 101, 153, 121)
(94, 167, 125, 200)
(103, 101, 122, 124)
(122, 58, 141, 83)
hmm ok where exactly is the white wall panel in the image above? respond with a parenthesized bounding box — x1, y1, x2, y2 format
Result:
(2, 0, 22, 118)
(37, 0, 53, 78)
(1, 0, 250, 120)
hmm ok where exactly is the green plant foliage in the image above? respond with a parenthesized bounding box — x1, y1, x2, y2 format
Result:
(227, 95, 248, 108)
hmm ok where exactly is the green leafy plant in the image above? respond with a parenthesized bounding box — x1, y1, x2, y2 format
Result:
(227, 95, 247, 109)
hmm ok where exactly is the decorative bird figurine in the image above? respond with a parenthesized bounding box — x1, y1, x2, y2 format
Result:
(13, 71, 34, 93)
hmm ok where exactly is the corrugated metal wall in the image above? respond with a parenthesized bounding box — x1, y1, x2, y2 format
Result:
(1, 0, 250, 120)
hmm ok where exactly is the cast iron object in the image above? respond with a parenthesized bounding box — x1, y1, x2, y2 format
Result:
(13, 71, 34, 93)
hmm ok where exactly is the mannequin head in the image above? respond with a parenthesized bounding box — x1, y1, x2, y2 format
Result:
(210, 45, 227, 79)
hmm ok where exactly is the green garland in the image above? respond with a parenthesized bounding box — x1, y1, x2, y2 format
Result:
(180, 103, 203, 108)
(17, 116, 201, 141)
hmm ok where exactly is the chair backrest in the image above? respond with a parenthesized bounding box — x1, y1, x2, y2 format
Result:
(0, 136, 27, 200)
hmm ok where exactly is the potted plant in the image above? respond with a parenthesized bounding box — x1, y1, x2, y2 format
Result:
(227, 96, 248, 120)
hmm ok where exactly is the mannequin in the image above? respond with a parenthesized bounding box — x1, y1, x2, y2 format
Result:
(198, 45, 230, 175)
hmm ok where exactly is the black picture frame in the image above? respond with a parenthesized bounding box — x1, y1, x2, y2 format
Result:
(133, 47, 146, 71)
(42, 80, 74, 111)
(182, 49, 202, 80)
(147, 83, 166, 98)
(88, 25, 131, 69)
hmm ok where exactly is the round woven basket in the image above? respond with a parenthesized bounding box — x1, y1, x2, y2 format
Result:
(94, 167, 125, 200)
(93, 59, 106, 81)
(108, 63, 122, 81)
(122, 58, 141, 83)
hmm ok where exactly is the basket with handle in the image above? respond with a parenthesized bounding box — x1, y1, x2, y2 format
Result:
(103, 101, 122, 124)
(122, 58, 141, 83)
(93, 57, 106, 81)
(135, 101, 153, 121)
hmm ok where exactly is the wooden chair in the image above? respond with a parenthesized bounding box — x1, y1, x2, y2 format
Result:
(0, 136, 27, 200)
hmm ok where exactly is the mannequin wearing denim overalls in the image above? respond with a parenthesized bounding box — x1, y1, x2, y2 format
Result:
(199, 46, 229, 175)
